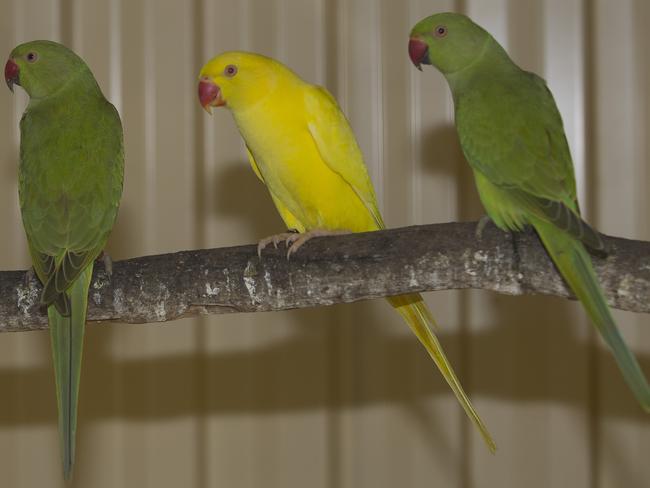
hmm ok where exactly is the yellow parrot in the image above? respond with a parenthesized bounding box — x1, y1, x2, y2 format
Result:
(198, 51, 495, 451)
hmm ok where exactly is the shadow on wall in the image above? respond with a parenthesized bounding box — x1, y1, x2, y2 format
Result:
(417, 122, 486, 222)
(105, 159, 286, 258)
(0, 294, 647, 425)
(213, 161, 287, 239)
(420, 124, 463, 180)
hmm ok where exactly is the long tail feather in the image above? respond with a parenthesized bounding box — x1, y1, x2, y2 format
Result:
(533, 219, 650, 411)
(387, 293, 496, 452)
(47, 263, 93, 480)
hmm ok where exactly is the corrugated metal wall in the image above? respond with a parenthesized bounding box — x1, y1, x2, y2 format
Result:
(0, 0, 648, 486)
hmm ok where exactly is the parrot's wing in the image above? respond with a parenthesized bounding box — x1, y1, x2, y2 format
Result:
(39, 249, 96, 314)
(27, 246, 70, 315)
(460, 72, 605, 251)
(460, 72, 578, 206)
(304, 85, 385, 229)
(30, 246, 56, 282)
(245, 145, 265, 183)
(246, 144, 305, 232)
(511, 191, 606, 252)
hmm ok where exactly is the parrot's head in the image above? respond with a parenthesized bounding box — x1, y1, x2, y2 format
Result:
(198, 51, 290, 114)
(409, 12, 490, 75)
(5, 40, 89, 99)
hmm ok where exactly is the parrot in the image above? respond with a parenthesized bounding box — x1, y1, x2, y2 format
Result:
(408, 12, 650, 411)
(5, 40, 125, 478)
(198, 51, 496, 451)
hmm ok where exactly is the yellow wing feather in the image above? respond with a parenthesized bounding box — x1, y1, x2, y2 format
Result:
(246, 145, 305, 232)
(245, 144, 265, 183)
(304, 85, 385, 229)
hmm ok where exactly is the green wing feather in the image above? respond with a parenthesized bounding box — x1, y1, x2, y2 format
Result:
(458, 72, 578, 204)
(513, 191, 606, 253)
(457, 70, 606, 253)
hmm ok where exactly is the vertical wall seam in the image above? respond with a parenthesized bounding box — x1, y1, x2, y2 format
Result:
(191, 0, 208, 486)
(109, 0, 122, 114)
(373, 0, 384, 212)
(143, 0, 157, 254)
(582, 1, 599, 486)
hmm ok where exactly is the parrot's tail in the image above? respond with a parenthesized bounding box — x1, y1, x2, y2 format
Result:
(47, 263, 93, 480)
(387, 293, 496, 452)
(533, 219, 650, 411)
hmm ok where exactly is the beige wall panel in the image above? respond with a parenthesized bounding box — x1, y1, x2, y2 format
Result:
(118, 1, 202, 486)
(0, 0, 648, 487)
(593, 1, 650, 487)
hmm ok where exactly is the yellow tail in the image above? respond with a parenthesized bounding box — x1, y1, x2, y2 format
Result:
(387, 293, 496, 452)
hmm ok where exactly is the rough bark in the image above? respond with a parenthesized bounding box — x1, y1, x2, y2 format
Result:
(1, 221, 648, 332)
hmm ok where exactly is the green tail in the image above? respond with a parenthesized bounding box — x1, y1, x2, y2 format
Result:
(47, 263, 94, 480)
(387, 293, 497, 452)
(534, 219, 650, 411)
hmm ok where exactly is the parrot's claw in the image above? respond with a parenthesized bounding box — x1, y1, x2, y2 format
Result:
(285, 228, 351, 260)
(23, 267, 35, 287)
(257, 232, 299, 258)
(257, 229, 351, 259)
(475, 215, 493, 240)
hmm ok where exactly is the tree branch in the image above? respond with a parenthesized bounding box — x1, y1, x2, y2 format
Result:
(1, 221, 648, 332)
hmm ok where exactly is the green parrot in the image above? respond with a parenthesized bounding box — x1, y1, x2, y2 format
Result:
(5, 41, 124, 478)
(409, 13, 650, 411)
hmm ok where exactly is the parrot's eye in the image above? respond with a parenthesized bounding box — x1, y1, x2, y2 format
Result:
(26, 52, 38, 63)
(224, 65, 238, 77)
(434, 25, 448, 38)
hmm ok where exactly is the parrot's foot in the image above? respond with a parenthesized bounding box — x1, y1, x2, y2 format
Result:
(23, 267, 35, 287)
(257, 229, 351, 259)
(284, 228, 351, 259)
(475, 215, 493, 240)
(97, 251, 114, 277)
(257, 230, 300, 258)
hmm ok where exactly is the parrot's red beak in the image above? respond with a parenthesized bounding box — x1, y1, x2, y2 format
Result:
(5, 58, 19, 92)
(198, 77, 224, 114)
(408, 38, 429, 71)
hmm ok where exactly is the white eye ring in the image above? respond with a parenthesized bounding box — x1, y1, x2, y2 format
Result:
(434, 25, 448, 38)
(224, 64, 237, 77)
(26, 52, 39, 63)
